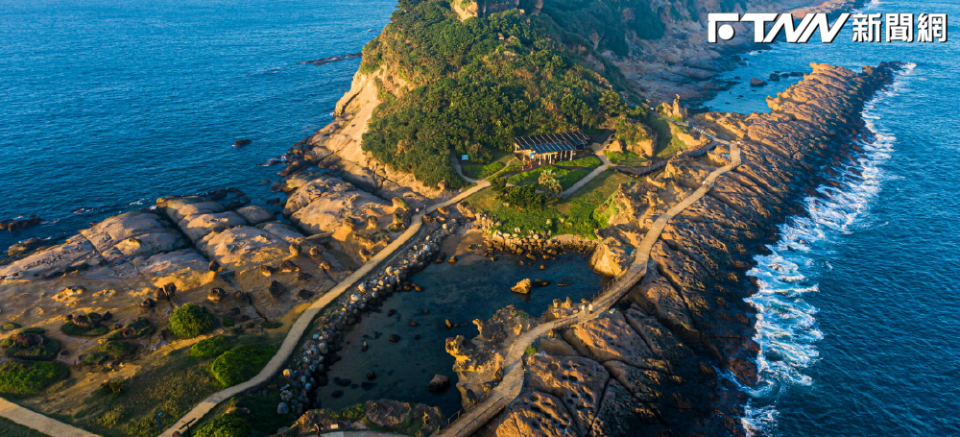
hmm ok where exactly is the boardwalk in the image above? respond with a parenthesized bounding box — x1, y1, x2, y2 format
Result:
(436, 137, 742, 437)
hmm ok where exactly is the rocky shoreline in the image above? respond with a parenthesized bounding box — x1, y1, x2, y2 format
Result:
(445, 62, 904, 437)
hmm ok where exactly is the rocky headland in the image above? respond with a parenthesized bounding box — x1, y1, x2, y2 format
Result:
(445, 62, 902, 436)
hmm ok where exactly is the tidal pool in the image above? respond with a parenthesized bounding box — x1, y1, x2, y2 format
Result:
(317, 249, 608, 416)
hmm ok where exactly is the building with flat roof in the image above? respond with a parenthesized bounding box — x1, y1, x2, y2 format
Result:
(513, 131, 590, 165)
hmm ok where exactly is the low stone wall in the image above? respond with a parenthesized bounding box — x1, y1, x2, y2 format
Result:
(276, 220, 460, 418)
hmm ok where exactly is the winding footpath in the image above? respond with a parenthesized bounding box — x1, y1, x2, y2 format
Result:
(0, 125, 733, 437)
(161, 180, 490, 436)
(436, 137, 742, 437)
(558, 143, 612, 199)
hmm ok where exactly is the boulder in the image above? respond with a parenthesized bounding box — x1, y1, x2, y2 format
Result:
(750, 78, 767, 87)
(511, 279, 532, 294)
(428, 374, 450, 393)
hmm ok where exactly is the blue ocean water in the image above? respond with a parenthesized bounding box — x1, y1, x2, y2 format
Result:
(0, 0, 394, 251)
(707, 1, 960, 435)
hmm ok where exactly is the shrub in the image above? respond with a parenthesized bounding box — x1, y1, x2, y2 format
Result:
(525, 345, 538, 355)
(209, 346, 275, 387)
(194, 414, 251, 437)
(99, 378, 125, 395)
(261, 321, 282, 330)
(191, 336, 232, 359)
(61, 322, 109, 337)
(4, 334, 60, 361)
(0, 360, 69, 395)
(106, 317, 155, 340)
(170, 304, 216, 339)
(1, 323, 20, 331)
(96, 341, 138, 360)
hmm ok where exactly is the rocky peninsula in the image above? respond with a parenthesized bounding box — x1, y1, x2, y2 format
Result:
(0, 0, 902, 436)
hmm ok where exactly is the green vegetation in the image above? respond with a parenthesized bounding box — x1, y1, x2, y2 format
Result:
(73, 345, 224, 436)
(1, 322, 21, 331)
(170, 304, 216, 339)
(191, 336, 233, 359)
(0, 360, 69, 396)
(96, 341, 138, 360)
(605, 150, 647, 166)
(461, 161, 505, 180)
(525, 345, 538, 355)
(261, 321, 282, 330)
(359, 0, 650, 189)
(506, 166, 590, 190)
(194, 414, 251, 437)
(61, 321, 109, 337)
(538, 168, 562, 197)
(555, 155, 603, 168)
(0, 416, 51, 437)
(3, 334, 60, 361)
(106, 317, 155, 340)
(468, 171, 632, 238)
(209, 345, 276, 387)
(331, 403, 367, 421)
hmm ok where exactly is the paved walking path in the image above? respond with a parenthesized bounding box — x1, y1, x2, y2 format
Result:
(160, 181, 489, 437)
(559, 143, 611, 199)
(0, 398, 91, 437)
(436, 137, 741, 437)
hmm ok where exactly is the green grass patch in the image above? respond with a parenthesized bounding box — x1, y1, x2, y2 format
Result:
(555, 155, 602, 168)
(209, 345, 276, 387)
(464, 171, 632, 239)
(70, 346, 224, 437)
(506, 166, 590, 190)
(170, 304, 216, 339)
(194, 413, 251, 437)
(604, 150, 648, 166)
(61, 322, 109, 338)
(0, 360, 69, 396)
(190, 336, 233, 359)
(461, 161, 504, 180)
(261, 321, 282, 330)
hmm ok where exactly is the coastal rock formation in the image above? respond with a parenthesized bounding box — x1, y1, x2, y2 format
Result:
(470, 62, 902, 436)
(280, 172, 401, 264)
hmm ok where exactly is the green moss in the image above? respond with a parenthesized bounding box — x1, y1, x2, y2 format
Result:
(191, 336, 233, 359)
(61, 322, 109, 338)
(0, 360, 69, 396)
(170, 304, 216, 339)
(209, 345, 276, 387)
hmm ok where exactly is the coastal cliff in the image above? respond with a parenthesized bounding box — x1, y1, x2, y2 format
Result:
(451, 62, 902, 436)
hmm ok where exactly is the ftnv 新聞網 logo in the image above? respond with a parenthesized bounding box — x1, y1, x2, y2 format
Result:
(708, 13, 948, 44)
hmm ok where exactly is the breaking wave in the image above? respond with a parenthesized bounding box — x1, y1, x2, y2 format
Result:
(739, 63, 914, 436)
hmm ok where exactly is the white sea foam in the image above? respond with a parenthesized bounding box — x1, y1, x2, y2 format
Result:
(739, 63, 914, 436)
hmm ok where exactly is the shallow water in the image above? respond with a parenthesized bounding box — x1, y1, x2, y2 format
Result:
(707, 1, 960, 435)
(318, 252, 606, 417)
(0, 0, 394, 251)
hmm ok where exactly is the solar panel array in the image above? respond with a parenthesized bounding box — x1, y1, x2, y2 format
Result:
(514, 131, 589, 154)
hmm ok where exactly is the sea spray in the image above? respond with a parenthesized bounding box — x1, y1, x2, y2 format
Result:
(738, 64, 915, 436)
